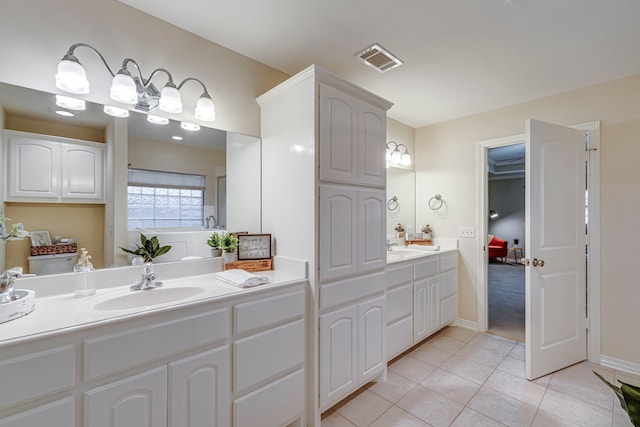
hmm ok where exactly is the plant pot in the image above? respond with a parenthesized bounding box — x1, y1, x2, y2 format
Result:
(210, 248, 222, 257)
(222, 251, 237, 263)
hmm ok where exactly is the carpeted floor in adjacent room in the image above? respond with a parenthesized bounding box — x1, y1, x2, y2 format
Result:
(488, 262, 525, 342)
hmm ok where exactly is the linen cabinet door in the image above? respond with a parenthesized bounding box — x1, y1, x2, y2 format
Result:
(85, 366, 167, 427)
(319, 82, 358, 184)
(357, 101, 386, 187)
(357, 188, 386, 273)
(169, 347, 229, 427)
(320, 305, 358, 410)
(319, 184, 358, 282)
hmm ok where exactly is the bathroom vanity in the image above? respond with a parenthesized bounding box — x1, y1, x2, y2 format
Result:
(0, 258, 307, 427)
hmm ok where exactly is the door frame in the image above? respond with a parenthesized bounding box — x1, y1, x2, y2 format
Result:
(476, 121, 601, 362)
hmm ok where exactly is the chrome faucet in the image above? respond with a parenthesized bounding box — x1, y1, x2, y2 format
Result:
(0, 269, 19, 303)
(205, 215, 217, 229)
(130, 263, 163, 291)
(386, 240, 398, 251)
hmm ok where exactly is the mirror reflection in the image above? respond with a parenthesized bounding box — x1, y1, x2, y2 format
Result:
(0, 82, 260, 274)
(386, 166, 416, 239)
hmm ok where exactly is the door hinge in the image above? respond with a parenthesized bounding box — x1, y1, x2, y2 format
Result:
(586, 317, 590, 330)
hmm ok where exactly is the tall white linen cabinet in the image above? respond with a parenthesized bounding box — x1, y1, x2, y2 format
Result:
(258, 65, 393, 426)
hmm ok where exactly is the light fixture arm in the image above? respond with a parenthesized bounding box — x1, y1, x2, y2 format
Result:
(177, 77, 211, 97)
(64, 42, 117, 77)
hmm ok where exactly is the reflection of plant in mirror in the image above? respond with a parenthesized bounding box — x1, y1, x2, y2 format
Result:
(594, 371, 640, 426)
(120, 233, 171, 263)
(220, 233, 239, 253)
(421, 224, 432, 234)
(0, 206, 29, 243)
(394, 223, 405, 233)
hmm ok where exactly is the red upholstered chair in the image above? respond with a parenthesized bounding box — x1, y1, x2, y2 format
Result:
(488, 235, 508, 262)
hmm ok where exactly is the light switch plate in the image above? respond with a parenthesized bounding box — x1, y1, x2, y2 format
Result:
(459, 226, 475, 238)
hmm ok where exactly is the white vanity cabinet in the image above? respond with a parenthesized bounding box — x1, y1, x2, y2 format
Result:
(4, 130, 104, 203)
(386, 251, 459, 361)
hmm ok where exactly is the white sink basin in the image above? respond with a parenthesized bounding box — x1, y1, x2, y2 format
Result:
(386, 247, 423, 262)
(94, 286, 206, 311)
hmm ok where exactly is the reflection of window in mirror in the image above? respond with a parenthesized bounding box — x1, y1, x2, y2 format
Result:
(217, 176, 227, 229)
(127, 169, 206, 228)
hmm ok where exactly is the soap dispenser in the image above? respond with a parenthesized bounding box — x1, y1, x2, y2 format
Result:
(74, 248, 96, 296)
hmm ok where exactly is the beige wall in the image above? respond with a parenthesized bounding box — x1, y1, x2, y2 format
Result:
(0, 0, 289, 137)
(415, 74, 640, 364)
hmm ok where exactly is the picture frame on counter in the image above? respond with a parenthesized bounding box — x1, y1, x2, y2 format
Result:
(237, 234, 272, 260)
(30, 230, 52, 247)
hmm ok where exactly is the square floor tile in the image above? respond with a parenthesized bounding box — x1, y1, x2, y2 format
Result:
(468, 388, 537, 426)
(468, 333, 517, 356)
(539, 388, 613, 426)
(438, 326, 479, 343)
(425, 334, 467, 353)
(450, 407, 504, 427)
(396, 385, 464, 426)
(549, 361, 615, 410)
(440, 354, 496, 385)
(409, 343, 454, 367)
(421, 368, 481, 405)
(321, 410, 357, 426)
(336, 389, 393, 426)
(483, 369, 546, 407)
(456, 343, 507, 369)
(389, 356, 436, 383)
(366, 371, 418, 403)
(531, 409, 581, 426)
(508, 342, 525, 361)
(369, 406, 430, 427)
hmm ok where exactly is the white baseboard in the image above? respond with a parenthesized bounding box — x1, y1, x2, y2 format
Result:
(454, 318, 478, 331)
(600, 355, 640, 377)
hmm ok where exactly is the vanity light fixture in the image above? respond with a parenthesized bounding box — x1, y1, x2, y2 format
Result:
(55, 95, 85, 111)
(55, 110, 75, 117)
(386, 141, 411, 166)
(171, 135, 183, 141)
(180, 122, 200, 131)
(55, 42, 216, 122)
(147, 114, 169, 125)
(489, 209, 499, 219)
(103, 105, 129, 118)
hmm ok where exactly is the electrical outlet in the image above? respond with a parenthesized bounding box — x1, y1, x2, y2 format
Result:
(459, 226, 475, 238)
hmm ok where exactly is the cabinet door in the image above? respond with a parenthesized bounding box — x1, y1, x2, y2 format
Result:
(320, 305, 357, 410)
(358, 295, 386, 383)
(169, 347, 229, 427)
(60, 143, 104, 201)
(319, 83, 358, 184)
(319, 184, 358, 282)
(414, 277, 440, 342)
(8, 135, 59, 199)
(357, 188, 386, 273)
(357, 101, 386, 187)
(440, 268, 458, 326)
(85, 366, 167, 427)
(0, 397, 74, 427)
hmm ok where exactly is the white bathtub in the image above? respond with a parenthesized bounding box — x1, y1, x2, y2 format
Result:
(126, 228, 224, 262)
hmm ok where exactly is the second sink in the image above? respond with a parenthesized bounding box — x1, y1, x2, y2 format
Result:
(94, 286, 206, 311)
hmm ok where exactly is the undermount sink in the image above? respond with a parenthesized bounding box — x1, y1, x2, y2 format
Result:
(94, 286, 206, 311)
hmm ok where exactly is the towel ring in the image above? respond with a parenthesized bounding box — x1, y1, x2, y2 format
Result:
(387, 196, 399, 211)
(428, 194, 443, 211)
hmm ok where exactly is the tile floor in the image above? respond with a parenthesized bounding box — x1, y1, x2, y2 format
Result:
(321, 327, 639, 427)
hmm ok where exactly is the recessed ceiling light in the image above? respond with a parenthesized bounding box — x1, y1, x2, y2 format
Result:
(55, 95, 86, 110)
(180, 122, 200, 131)
(55, 110, 75, 117)
(172, 135, 183, 141)
(103, 105, 129, 118)
(147, 114, 169, 125)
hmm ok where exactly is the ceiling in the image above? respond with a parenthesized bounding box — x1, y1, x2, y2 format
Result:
(118, 0, 640, 129)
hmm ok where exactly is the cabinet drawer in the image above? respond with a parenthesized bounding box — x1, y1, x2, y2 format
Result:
(387, 317, 413, 361)
(386, 263, 413, 289)
(414, 257, 439, 280)
(234, 289, 304, 335)
(0, 345, 74, 409)
(233, 369, 304, 427)
(320, 271, 385, 311)
(84, 308, 228, 380)
(0, 397, 74, 427)
(234, 319, 304, 393)
(441, 269, 458, 300)
(440, 253, 458, 272)
(387, 283, 412, 324)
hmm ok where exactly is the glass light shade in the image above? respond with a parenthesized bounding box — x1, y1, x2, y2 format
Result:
(147, 114, 169, 125)
(180, 122, 200, 131)
(391, 149, 402, 164)
(401, 152, 411, 166)
(159, 84, 182, 113)
(386, 148, 392, 162)
(103, 105, 129, 118)
(55, 110, 74, 117)
(55, 95, 86, 111)
(55, 59, 89, 94)
(110, 72, 138, 104)
(195, 95, 216, 121)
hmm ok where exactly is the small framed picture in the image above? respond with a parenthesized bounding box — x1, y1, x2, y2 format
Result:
(30, 230, 52, 247)
(237, 234, 272, 260)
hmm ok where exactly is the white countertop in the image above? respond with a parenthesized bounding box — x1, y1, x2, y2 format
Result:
(0, 257, 308, 348)
(386, 238, 459, 264)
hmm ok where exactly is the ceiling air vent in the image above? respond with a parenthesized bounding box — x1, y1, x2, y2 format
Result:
(356, 44, 403, 73)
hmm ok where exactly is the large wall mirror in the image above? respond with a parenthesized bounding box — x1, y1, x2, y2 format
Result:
(0, 82, 261, 272)
(386, 166, 415, 239)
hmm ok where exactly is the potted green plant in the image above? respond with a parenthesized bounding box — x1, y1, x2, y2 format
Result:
(207, 232, 223, 257)
(594, 371, 640, 426)
(120, 233, 171, 263)
(220, 232, 239, 263)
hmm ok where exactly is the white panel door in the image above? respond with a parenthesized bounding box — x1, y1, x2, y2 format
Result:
(357, 101, 386, 187)
(319, 184, 358, 282)
(169, 347, 229, 427)
(357, 295, 386, 383)
(320, 305, 358, 410)
(526, 119, 587, 380)
(61, 143, 104, 200)
(319, 82, 358, 184)
(357, 188, 386, 273)
(414, 277, 440, 342)
(85, 366, 167, 427)
(8, 136, 59, 199)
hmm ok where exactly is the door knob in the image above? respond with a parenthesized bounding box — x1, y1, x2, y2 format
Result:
(532, 258, 545, 267)
(520, 258, 530, 266)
